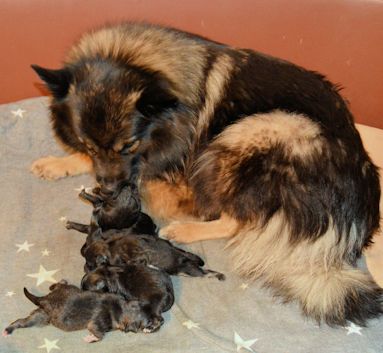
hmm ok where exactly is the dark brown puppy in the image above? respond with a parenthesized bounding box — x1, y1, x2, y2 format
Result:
(78, 182, 157, 235)
(3, 280, 153, 342)
(82, 264, 174, 331)
(67, 224, 225, 280)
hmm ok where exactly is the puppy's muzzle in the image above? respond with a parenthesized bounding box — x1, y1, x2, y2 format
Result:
(95, 176, 120, 194)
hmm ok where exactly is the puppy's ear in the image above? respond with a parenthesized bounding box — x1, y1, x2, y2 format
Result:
(136, 79, 178, 117)
(31, 64, 72, 99)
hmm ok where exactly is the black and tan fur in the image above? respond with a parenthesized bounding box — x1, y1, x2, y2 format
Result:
(81, 264, 174, 332)
(31, 22, 382, 326)
(67, 220, 225, 280)
(3, 280, 153, 342)
(77, 183, 157, 234)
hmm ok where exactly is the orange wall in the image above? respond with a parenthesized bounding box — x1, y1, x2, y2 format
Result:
(1, 0, 382, 128)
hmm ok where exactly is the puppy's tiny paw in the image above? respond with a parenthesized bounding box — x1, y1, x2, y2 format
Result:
(142, 317, 162, 333)
(2, 329, 10, 337)
(30, 156, 70, 180)
(83, 334, 99, 343)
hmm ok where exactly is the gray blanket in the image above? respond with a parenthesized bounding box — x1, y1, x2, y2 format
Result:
(1, 97, 382, 353)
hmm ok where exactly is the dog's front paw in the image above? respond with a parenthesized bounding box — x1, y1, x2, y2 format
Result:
(83, 334, 100, 343)
(31, 156, 71, 180)
(159, 222, 200, 243)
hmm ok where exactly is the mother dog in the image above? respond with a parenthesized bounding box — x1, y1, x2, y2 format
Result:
(31, 22, 382, 326)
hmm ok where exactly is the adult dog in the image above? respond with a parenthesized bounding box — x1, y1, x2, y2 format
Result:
(31, 22, 382, 326)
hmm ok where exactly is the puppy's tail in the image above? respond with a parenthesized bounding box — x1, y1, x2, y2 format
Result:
(227, 213, 383, 326)
(24, 288, 43, 307)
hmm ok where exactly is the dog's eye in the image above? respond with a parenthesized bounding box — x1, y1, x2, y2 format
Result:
(120, 140, 140, 155)
(84, 145, 97, 156)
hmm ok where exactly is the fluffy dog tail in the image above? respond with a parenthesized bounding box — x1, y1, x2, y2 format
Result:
(227, 213, 383, 326)
(24, 288, 43, 307)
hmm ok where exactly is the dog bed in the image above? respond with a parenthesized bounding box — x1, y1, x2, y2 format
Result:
(1, 97, 382, 353)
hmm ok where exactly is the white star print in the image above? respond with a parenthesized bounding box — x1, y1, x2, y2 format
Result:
(41, 249, 50, 256)
(234, 332, 258, 353)
(345, 322, 362, 335)
(27, 265, 59, 286)
(182, 320, 200, 329)
(15, 240, 34, 253)
(38, 338, 60, 353)
(74, 185, 92, 193)
(5, 291, 15, 297)
(11, 109, 26, 118)
(74, 185, 85, 192)
(240, 283, 249, 290)
(58, 216, 67, 222)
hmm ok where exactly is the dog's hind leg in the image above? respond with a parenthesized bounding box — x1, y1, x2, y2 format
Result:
(179, 262, 225, 281)
(159, 213, 238, 243)
(31, 152, 92, 180)
(3, 309, 49, 336)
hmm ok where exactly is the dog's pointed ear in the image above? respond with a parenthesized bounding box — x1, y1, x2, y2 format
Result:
(31, 64, 72, 99)
(136, 79, 178, 117)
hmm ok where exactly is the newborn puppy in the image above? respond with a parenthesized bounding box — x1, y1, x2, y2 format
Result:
(79, 182, 157, 235)
(82, 264, 174, 331)
(3, 280, 153, 342)
(69, 224, 225, 280)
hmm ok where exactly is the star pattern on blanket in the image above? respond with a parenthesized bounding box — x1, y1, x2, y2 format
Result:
(11, 108, 26, 118)
(27, 265, 59, 286)
(15, 240, 34, 253)
(74, 185, 92, 193)
(1, 97, 382, 353)
(345, 322, 362, 336)
(41, 249, 50, 257)
(234, 332, 258, 353)
(182, 320, 200, 329)
(38, 338, 60, 353)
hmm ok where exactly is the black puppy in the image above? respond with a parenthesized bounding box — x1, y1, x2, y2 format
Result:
(78, 182, 157, 235)
(67, 224, 225, 280)
(3, 280, 154, 342)
(82, 264, 174, 332)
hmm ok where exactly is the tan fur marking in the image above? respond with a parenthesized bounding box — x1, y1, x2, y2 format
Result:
(215, 110, 324, 158)
(227, 213, 376, 322)
(140, 178, 197, 227)
(159, 213, 239, 243)
(197, 54, 234, 137)
(66, 24, 207, 106)
(30, 153, 93, 180)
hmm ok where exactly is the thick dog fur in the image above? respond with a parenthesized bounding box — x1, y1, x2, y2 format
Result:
(3, 280, 153, 342)
(31, 22, 382, 325)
